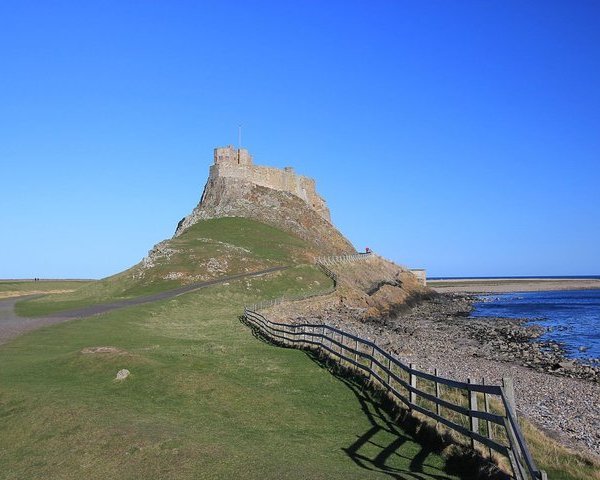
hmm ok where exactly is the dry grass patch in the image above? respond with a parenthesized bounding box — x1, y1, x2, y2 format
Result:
(80, 346, 130, 355)
(521, 419, 600, 480)
(0, 289, 79, 300)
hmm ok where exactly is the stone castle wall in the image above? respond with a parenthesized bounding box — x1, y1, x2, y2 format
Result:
(208, 146, 331, 222)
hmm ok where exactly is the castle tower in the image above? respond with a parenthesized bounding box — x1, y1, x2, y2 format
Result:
(214, 145, 253, 166)
(237, 148, 252, 165)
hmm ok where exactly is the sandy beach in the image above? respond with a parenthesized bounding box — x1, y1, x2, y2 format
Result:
(429, 277, 600, 293)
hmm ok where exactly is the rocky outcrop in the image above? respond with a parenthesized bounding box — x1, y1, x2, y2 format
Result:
(265, 255, 433, 324)
(175, 156, 355, 255)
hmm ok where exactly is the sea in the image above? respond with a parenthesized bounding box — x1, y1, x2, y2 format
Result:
(470, 287, 600, 361)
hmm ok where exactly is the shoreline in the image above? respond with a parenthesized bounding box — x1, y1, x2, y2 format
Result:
(271, 291, 600, 459)
(428, 277, 600, 293)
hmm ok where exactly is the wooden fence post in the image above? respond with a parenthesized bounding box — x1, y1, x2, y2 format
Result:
(502, 377, 528, 479)
(434, 368, 441, 418)
(502, 377, 516, 417)
(316, 326, 321, 355)
(386, 356, 391, 391)
(482, 377, 493, 459)
(368, 345, 375, 382)
(409, 364, 417, 407)
(468, 378, 479, 451)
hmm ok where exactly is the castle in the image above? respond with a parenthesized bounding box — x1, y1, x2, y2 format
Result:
(174, 144, 355, 255)
(207, 145, 331, 222)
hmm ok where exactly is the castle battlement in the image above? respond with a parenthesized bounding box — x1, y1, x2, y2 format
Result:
(207, 146, 331, 222)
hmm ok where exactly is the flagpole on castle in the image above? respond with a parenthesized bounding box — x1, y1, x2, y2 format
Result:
(238, 125, 242, 149)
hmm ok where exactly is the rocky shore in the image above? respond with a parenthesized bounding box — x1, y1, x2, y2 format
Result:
(391, 294, 600, 382)
(277, 292, 600, 458)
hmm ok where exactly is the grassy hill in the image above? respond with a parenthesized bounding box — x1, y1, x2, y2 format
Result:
(1, 238, 462, 478)
(16, 217, 318, 317)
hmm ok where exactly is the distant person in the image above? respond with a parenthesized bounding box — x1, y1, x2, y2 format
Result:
(365, 247, 371, 254)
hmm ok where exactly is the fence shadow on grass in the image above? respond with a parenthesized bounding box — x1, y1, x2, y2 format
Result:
(240, 316, 445, 477)
(239, 314, 505, 479)
(303, 350, 469, 480)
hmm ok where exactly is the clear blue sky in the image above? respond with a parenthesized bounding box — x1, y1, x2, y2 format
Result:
(1, 1, 599, 278)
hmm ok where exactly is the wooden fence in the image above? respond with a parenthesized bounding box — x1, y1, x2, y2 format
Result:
(315, 262, 338, 286)
(316, 252, 373, 266)
(250, 285, 336, 311)
(243, 309, 547, 480)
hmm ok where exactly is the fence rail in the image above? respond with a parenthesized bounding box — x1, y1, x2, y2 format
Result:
(243, 309, 547, 480)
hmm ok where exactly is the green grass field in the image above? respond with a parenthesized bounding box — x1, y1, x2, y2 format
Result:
(0, 270, 462, 479)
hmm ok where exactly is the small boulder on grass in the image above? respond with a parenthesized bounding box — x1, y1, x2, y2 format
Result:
(115, 369, 130, 381)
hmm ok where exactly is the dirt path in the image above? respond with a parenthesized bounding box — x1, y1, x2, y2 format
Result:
(0, 266, 288, 346)
(0, 295, 62, 345)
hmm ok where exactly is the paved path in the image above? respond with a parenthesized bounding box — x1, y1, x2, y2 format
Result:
(0, 266, 288, 346)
